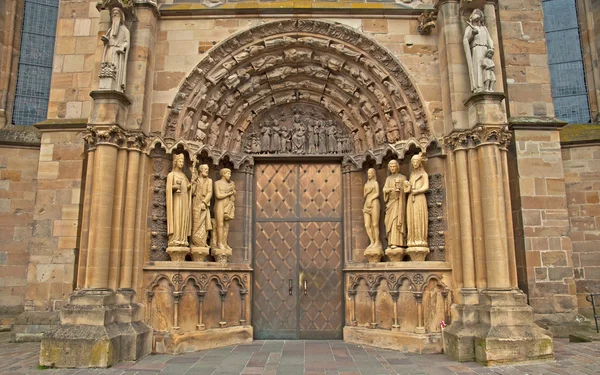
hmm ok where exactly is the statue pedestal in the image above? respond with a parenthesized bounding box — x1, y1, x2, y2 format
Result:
(464, 92, 507, 127)
(167, 246, 190, 262)
(385, 247, 406, 262)
(190, 246, 210, 262)
(406, 246, 429, 262)
(212, 247, 232, 263)
(89, 90, 132, 129)
(364, 245, 383, 263)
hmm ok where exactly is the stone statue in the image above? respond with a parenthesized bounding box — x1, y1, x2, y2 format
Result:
(208, 119, 221, 148)
(195, 115, 209, 144)
(213, 168, 236, 262)
(327, 122, 337, 154)
(363, 124, 375, 150)
(292, 124, 306, 154)
(99, 7, 130, 92)
(181, 111, 194, 140)
(363, 168, 383, 263)
(405, 153, 430, 261)
(222, 124, 233, 150)
(232, 129, 243, 153)
(261, 123, 271, 153)
(318, 122, 327, 154)
(166, 154, 192, 261)
(399, 109, 414, 139)
(352, 130, 362, 152)
(190, 164, 213, 261)
(482, 49, 496, 92)
(271, 121, 281, 153)
(463, 9, 494, 93)
(385, 113, 400, 143)
(383, 159, 408, 262)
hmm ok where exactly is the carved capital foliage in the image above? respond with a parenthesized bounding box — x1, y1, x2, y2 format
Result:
(162, 20, 434, 164)
(443, 125, 511, 151)
(83, 125, 148, 151)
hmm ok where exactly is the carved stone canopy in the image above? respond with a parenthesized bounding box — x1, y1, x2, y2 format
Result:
(162, 20, 432, 161)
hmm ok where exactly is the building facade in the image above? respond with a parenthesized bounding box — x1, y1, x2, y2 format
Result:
(0, 0, 599, 368)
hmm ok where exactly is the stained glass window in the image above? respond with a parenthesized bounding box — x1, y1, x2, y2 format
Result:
(11, 0, 59, 125)
(542, 0, 591, 123)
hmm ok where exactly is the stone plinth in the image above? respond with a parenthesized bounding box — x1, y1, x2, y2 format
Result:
(464, 92, 507, 127)
(344, 326, 442, 354)
(39, 289, 151, 368)
(444, 291, 554, 365)
(153, 325, 253, 354)
(89, 90, 131, 128)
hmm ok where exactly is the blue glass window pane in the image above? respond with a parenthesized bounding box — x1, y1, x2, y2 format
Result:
(542, 0, 579, 32)
(553, 95, 591, 124)
(542, 0, 591, 123)
(11, 0, 59, 125)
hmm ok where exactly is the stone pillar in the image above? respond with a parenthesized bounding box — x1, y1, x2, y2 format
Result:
(39, 1, 157, 366)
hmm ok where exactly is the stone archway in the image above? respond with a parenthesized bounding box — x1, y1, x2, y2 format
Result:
(161, 19, 433, 164)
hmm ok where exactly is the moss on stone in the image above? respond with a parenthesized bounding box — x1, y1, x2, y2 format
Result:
(560, 124, 600, 144)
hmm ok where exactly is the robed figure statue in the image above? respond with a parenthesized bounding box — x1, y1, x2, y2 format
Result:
(405, 153, 430, 261)
(99, 7, 130, 92)
(463, 9, 494, 93)
(383, 159, 408, 261)
(213, 168, 236, 262)
(190, 164, 213, 261)
(166, 154, 192, 261)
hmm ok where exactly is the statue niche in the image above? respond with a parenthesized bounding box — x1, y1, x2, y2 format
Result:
(243, 104, 353, 156)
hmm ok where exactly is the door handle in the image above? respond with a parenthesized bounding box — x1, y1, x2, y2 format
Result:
(303, 279, 307, 295)
(289, 279, 293, 295)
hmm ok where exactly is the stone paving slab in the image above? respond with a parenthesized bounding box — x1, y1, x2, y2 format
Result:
(1, 333, 600, 374)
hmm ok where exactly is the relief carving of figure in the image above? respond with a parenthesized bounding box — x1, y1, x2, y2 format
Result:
(352, 129, 363, 152)
(271, 120, 281, 153)
(191, 164, 213, 249)
(166, 154, 192, 248)
(385, 112, 400, 143)
(373, 116, 387, 145)
(318, 122, 327, 154)
(463, 9, 494, 93)
(180, 110, 194, 139)
(232, 129, 243, 153)
(363, 168, 383, 262)
(213, 168, 236, 256)
(99, 7, 130, 92)
(222, 124, 233, 150)
(399, 109, 414, 139)
(261, 123, 271, 152)
(307, 122, 317, 154)
(208, 119, 221, 148)
(195, 115, 209, 144)
(363, 124, 375, 150)
(327, 121, 337, 153)
(292, 124, 306, 154)
(383, 160, 407, 249)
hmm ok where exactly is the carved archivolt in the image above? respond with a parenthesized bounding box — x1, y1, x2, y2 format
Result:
(161, 20, 435, 166)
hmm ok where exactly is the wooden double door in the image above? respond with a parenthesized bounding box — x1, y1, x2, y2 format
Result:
(253, 163, 344, 339)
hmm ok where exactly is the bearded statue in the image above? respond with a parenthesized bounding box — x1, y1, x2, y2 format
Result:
(98, 7, 130, 92)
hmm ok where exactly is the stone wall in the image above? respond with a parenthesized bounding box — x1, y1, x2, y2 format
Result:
(25, 124, 86, 311)
(0, 142, 39, 315)
(498, 0, 554, 117)
(48, 0, 100, 120)
(563, 142, 600, 319)
(150, 17, 442, 136)
(509, 126, 579, 332)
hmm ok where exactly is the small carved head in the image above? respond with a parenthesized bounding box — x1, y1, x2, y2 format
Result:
(199, 164, 209, 177)
(110, 7, 125, 24)
(469, 9, 484, 25)
(367, 168, 376, 180)
(388, 159, 399, 174)
(172, 154, 185, 169)
(411, 153, 426, 170)
(220, 168, 232, 181)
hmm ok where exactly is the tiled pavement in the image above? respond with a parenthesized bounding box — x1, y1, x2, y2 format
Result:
(1, 332, 600, 375)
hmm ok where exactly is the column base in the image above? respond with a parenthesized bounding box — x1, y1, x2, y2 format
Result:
(444, 290, 554, 366)
(39, 289, 152, 368)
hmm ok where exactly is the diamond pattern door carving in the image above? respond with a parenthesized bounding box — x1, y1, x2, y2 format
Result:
(253, 163, 343, 339)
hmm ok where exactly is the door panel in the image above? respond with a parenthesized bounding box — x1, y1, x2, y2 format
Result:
(253, 163, 343, 340)
(253, 221, 297, 339)
(299, 221, 343, 339)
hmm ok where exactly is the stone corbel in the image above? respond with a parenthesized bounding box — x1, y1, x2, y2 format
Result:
(417, 11, 436, 36)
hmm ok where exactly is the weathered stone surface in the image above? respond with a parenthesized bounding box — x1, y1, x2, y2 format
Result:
(344, 326, 442, 354)
(153, 326, 252, 354)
